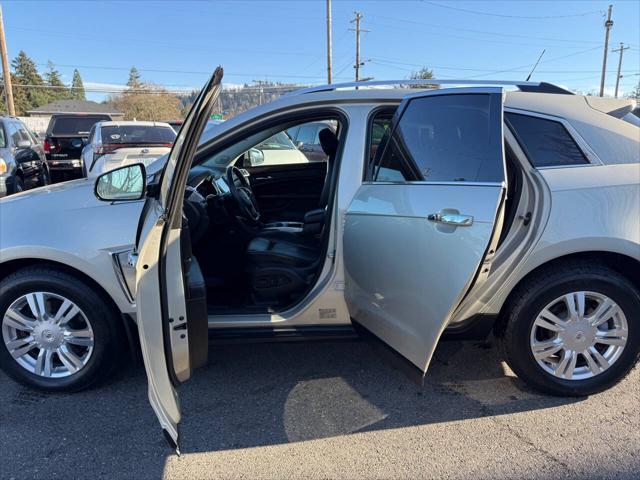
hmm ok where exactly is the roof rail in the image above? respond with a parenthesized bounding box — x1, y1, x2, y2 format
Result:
(289, 79, 573, 96)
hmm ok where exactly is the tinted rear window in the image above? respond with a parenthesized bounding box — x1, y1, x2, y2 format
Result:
(375, 94, 504, 182)
(50, 116, 110, 136)
(101, 125, 176, 145)
(505, 113, 588, 168)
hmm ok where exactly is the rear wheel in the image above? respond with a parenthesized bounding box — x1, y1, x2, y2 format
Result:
(0, 266, 124, 392)
(500, 263, 640, 396)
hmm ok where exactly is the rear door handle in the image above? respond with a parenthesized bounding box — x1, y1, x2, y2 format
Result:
(428, 212, 474, 226)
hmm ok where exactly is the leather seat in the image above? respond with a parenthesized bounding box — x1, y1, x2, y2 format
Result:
(247, 231, 319, 268)
(245, 128, 339, 302)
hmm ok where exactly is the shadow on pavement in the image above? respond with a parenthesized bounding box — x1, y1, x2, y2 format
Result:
(0, 339, 581, 479)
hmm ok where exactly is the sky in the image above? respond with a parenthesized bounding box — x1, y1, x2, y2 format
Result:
(3, 0, 639, 101)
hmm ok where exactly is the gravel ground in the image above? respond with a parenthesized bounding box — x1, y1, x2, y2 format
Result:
(1, 339, 638, 479)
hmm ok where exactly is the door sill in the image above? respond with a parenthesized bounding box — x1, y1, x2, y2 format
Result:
(208, 325, 357, 344)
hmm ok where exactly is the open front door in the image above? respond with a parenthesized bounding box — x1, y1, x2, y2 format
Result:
(135, 67, 223, 452)
(344, 87, 506, 378)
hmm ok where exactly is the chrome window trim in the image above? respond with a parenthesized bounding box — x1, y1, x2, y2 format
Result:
(504, 107, 604, 167)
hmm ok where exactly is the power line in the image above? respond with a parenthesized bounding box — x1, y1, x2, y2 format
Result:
(34, 61, 355, 82)
(422, 1, 603, 20)
(368, 13, 603, 46)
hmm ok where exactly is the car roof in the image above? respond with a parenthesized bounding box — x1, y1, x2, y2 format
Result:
(200, 81, 637, 165)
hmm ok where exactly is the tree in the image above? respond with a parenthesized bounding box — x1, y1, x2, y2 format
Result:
(71, 69, 86, 100)
(410, 66, 434, 80)
(44, 61, 69, 101)
(108, 83, 181, 121)
(127, 67, 141, 89)
(11, 50, 49, 114)
(627, 80, 640, 100)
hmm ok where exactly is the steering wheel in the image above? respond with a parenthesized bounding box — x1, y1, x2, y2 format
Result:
(226, 165, 260, 223)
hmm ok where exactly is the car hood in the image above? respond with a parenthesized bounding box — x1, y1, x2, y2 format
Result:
(0, 177, 144, 256)
(0, 177, 103, 211)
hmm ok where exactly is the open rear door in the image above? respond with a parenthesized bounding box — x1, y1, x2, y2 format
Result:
(134, 67, 223, 452)
(344, 87, 506, 378)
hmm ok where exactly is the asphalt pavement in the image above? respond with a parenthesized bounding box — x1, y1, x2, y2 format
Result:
(1, 338, 638, 479)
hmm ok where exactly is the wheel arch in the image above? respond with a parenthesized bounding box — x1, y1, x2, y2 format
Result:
(493, 250, 640, 338)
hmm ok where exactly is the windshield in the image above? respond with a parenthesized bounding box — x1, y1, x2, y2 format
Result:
(101, 125, 176, 145)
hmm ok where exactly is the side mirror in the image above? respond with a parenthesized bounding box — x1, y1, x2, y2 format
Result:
(16, 139, 31, 149)
(95, 163, 146, 201)
(248, 148, 264, 167)
(296, 141, 304, 148)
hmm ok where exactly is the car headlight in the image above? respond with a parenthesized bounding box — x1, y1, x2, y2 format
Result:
(0, 157, 7, 174)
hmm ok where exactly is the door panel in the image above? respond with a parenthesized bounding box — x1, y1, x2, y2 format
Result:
(246, 162, 326, 222)
(344, 87, 506, 377)
(135, 67, 223, 451)
(344, 183, 503, 372)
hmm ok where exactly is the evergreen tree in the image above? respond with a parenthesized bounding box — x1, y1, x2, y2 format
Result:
(11, 50, 49, 114)
(44, 61, 68, 101)
(409, 66, 434, 80)
(70, 69, 86, 100)
(127, 67, 142, 89)
(628, 80, 640, 100)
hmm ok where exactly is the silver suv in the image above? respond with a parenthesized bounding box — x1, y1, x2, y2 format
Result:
(0, 71, 638, 450)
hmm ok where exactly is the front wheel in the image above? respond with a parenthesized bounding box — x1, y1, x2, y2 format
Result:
(500, 263, 640, 396)
(0, 266, 124, 392)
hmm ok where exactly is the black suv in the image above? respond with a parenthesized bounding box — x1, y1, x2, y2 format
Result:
(44, 113, 112, 181)
(0, 116, 49, 197)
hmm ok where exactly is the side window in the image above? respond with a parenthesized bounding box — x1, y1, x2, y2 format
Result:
(366, 111, 394, 177)
(8, 122, 22, 147)
(17, 125, 33, 145)
(374, 94, 504, 183)
(0, 124, 6, 148)
(203, 118, 341, 169)
(505, 112, 588, 168)
(296, 125, 316, 146)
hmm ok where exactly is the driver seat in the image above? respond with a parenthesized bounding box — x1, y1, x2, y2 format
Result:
(245, 127, 339, 303)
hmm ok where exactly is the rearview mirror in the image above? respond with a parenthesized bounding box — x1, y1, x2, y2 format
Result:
(95, 163, 146, 201)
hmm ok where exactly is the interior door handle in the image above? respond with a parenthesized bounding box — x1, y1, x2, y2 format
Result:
(428, 212, 474, 226)
(255, 176, 272, 181)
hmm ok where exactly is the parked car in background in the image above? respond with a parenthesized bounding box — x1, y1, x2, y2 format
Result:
(1, 75, 639, 451)
(287, 120, 337, 162)
(81, 121, 176, 177)
(44, 113, 112, 181)
(0, 116, 49, 197)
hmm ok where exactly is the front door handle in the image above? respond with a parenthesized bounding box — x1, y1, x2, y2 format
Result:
(428, 212, 474, 226)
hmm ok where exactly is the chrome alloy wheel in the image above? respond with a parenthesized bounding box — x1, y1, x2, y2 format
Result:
(2, 292, 94, 378)
(530, 291, 628, 381)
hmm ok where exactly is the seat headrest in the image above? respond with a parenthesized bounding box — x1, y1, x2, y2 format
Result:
(318, 128, 339, 157)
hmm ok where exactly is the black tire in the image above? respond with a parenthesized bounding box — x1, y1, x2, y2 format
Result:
(12, 176, 24, 194)
(0, 266, 124, 392)
(500, 262, 640, 397)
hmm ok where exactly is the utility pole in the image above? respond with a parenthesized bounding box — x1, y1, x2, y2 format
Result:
(0, 5, 15, 116)
(326, 0, 332, 84)
(612, 43, 629, 98)
(350, 12, 369, 81)
(599, 4, 614, 97)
